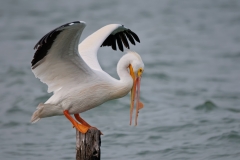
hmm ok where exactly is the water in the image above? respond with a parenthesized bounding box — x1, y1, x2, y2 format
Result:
(0, 0, 240, 159)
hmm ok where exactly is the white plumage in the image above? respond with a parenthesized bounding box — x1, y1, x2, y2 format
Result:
(31, 21, 144, 133)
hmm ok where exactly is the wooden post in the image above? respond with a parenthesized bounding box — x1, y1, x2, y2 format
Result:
(76, 128, 101, 160)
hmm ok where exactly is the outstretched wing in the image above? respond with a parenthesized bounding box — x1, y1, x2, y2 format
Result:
(31, 21, 95, 93)
(78, 24, 140, 71)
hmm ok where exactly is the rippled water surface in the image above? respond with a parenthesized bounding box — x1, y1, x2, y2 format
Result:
(1, 0, 240, 159)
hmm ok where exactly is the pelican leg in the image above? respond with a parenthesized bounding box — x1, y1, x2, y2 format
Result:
(63, 110, 90, 134)
(74, 114, 103, 135)
(74, 114, 91, 127)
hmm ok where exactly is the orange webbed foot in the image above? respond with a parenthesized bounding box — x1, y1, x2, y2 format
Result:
(63, 110, 90, 134)
(74, 114, 103, 135)
(74, 122, 90, 134)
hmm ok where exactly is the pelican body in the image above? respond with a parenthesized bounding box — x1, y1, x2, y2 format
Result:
(31, 21, 144, 133)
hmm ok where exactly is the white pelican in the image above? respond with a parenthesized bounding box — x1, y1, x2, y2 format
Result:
(31, 21, 144, 134)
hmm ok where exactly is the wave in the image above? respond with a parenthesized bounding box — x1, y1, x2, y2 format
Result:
(194, 100, 218, 112)
(208, 131, 240, 142)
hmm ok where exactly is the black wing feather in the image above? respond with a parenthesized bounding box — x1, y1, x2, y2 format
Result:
(107, 35, 113, 46)
(116, 33, 123, 52)
(32, 21, 80, 68)
(119, 32, 129, 49)
(111, 36, 117, 50)
(100, 26, 140, 52)
(128, 30, 140, 43)
(125, 31, 135, 45)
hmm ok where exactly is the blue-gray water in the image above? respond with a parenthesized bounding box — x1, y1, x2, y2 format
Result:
(1, 0, 240, 159)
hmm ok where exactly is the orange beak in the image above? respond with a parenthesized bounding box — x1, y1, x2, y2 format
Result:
(129, 65, 144, 126)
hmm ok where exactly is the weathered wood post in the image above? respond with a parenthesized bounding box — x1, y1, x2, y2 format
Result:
(76, 128, 101, 160)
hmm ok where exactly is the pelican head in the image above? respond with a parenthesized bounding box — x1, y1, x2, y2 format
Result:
(127, 51, 144, 126)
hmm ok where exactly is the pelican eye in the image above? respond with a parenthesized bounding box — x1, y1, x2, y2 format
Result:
(138, 68, 143, 76)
